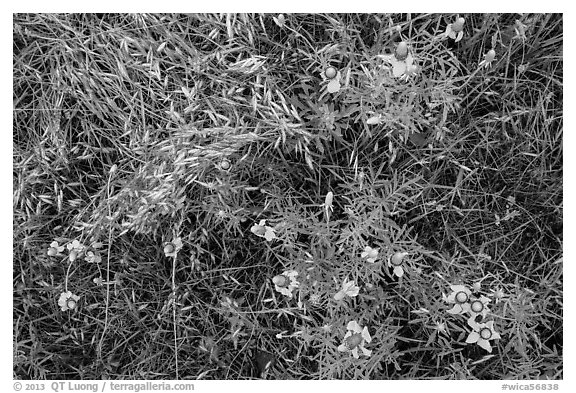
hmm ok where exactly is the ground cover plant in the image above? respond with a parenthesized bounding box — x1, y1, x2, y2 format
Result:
(13, 13, 563, 380)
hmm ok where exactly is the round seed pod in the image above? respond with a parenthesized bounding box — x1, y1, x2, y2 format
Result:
(345, 333, 363, 349)
(66, 299, 77, 310)
(455, 291, 469, 303)
(164, 243, 175, 255)
(471, 300, 484, 312)
(325, 66, 337, 79)
(480, 328, 492, 340)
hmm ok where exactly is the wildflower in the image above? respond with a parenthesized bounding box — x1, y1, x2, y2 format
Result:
(250, 219, 276, 241)
(472, 282, 482, 292)
(321, 66, 341, 93)
(491, 287, 506, 304)
(444, 17, 465, 42)
(465, 320, 501, 353)
(67, 240, 85, 262)
(67, 239, 85, 252)
(309, 293, 323, 306)
(400, 64, 420, 82)
(82, 244, 102, 264)
(387, 251, 407, 277)
(272, 270, 299, 298)
(478, 49, 496, 69)
(434, 321, 447, 334)
(93, 277, 103, 286)
(513, 19, 528, 42)
(58, 291, 80, 312)
(47, 241, 65, 257)
(337, 320, 372, 359)
(323, 191, 334, 217)
(273, 14, 285, 28)
(334, 277, 360, 301)
(468, 295, 491, 318)
(444, 284, 472, 315)
(380, 41, 416, 78)
(164, 237, 183, 258)
(361, 246, 379, 263)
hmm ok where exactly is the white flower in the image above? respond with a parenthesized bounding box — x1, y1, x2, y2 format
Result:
(465, 320, 501, 353)
(321, 67, 341, 93)
(334, 277, 360, 301)
(444, 284, 472, 315)
(387, 252, 407, 277)
(47, 241, 65, 257)
(272, 270, 299, 298)
(379, 41, 416, 79)
(164, 237, 183, 258)
(337, 321, 372, 359)
(67, 240, 85, 262)
(468, 295, 491, 318)
(478, 49, 496, 69)
(444, 17, 465, 42)
(361, 246, 379, 263)
(58, 291, 80, 312)
(251, 219, 276, 242)
(273, 14, 285, 28)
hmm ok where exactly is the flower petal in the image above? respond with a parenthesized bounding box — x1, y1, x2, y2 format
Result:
(455, 31, 463, 42)
(394, 266, 404, 277)
(361, 326, 372, 343)
(360, 345, 372, 357)
(392, 61, 406, 77)
(405, 54, 414, 67)
(477, 338, 492, 352)
(327, 79, 340, 93)
(450, 285, 467, 293)
(466, 331, 480, 344)
(345, 283, 359, 296)
(351, 347, 359, 359)
(334, 291, 345, 301)
(467, 316, 480, 330)
(347, 320, 362, 333)
(337, 343, 348, 352)
(447, 304, 462, 315)
(264, 229, 276, 241)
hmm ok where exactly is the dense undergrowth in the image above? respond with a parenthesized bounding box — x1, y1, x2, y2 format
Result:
(13, 13, 562, 380)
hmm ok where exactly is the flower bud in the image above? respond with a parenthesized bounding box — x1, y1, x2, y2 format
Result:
(272, 275, 288, 287)
(47, 248, 57, 256)
(395, 41, 408, 60)
(164, 243, 175, 255)
(485, 49, 496, 62)
(391, 251, 408, 266)
(452, 17, 465, 33)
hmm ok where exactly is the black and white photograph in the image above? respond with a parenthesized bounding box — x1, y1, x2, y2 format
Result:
(12, 11, 563, 384)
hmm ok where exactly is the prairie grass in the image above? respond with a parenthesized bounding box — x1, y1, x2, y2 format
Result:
(13, 13, 562, 380)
